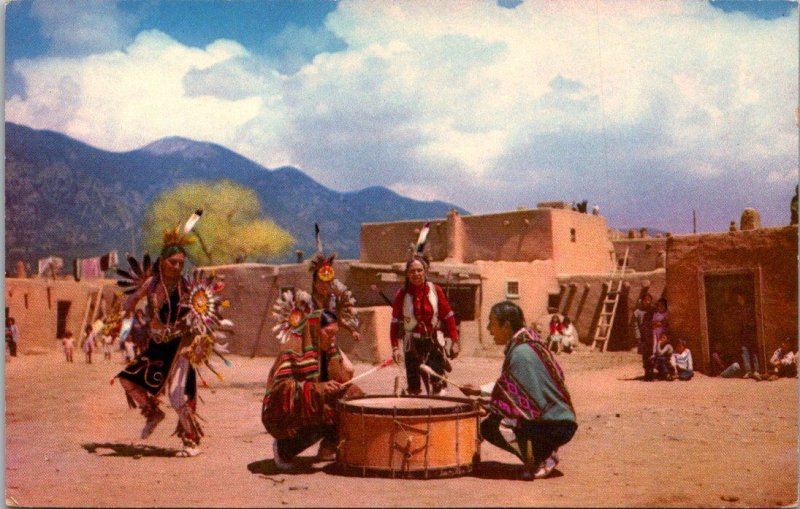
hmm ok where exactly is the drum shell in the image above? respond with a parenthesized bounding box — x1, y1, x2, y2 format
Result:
(336, 395, 480, 478)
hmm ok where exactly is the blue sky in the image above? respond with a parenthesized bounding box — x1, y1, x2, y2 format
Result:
(5, 0, 799, 233)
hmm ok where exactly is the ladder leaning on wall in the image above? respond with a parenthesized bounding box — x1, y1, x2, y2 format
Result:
(592, 247, 629, 352)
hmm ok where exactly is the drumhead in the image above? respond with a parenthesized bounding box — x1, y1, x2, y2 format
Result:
(339, 395, 476, 416)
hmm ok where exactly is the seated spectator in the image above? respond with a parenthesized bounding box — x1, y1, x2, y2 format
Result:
(652, 333, 675, 380)
(671, 338, 693, 381)
(767, 338, 797, 381)
(560, 317, 578, 353)
(547, 315, 563, 353)
(709, 342, 726, 376)
(709, 342, 742, 378)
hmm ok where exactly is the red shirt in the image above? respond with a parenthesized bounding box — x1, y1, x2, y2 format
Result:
(390, 282, 458, 348)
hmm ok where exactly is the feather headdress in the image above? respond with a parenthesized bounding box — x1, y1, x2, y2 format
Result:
(309, 223, 336, 281)
(116, 253, 153, 294)
(272, 289, 313, 344)
(407, 222, 431, 269)
(161, 209, 203, 257)
(331, 279, 359, 332)
(117, 209, 202, 294)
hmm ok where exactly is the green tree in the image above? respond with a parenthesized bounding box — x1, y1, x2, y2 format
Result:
(141, 180, 294, 265)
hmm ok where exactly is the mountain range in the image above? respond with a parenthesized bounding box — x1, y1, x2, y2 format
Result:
(4, 122, 467, 270)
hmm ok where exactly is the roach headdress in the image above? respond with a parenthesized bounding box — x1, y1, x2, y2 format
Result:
(160, 209, 203, 258)
(309, 223, 336, 282)
(407, 222, 431, 270)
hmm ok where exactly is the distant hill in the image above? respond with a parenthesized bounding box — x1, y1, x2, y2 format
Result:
(5, 122, 468, 269)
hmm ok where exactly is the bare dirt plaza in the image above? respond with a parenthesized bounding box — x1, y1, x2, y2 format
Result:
(5, 348, 797, 508)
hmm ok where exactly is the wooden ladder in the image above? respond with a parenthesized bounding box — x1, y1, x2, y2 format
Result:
(592, 247, 629, 352)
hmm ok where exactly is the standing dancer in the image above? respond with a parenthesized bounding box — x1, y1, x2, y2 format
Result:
(114, 210, 232, 457)
(390, 223, 460, 396)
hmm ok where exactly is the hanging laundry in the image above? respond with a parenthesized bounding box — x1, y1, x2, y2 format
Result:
(100, 250, 120, 271)
(37, 256, 64, 278)
(79, 257, 103, 279)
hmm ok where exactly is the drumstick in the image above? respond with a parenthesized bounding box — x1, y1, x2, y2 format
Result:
(419, 364, 470, 391)
(341, 358, 394, 387)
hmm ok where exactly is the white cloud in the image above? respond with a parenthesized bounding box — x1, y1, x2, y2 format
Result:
(31, 0, 137, 55)
(6, 0, 798, 229)
(7, 31, 262, 150)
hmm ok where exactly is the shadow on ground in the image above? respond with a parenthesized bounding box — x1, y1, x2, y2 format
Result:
(82, 442, 182, 458)
(249, 457, 564, 482)
(247, 456, 323, 477)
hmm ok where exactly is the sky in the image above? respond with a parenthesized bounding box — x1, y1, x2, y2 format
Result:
(5, 0, 799, 233)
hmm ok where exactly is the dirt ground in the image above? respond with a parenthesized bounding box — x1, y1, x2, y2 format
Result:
(5, 348, 798, 508)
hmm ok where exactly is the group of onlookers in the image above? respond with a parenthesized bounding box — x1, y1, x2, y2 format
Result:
(711, 337, 797, 381)
(634, 294, 685, 380)
(544, 314, 578, 354)
(634, 291, 796, 382)
(62, 309, 151, 364)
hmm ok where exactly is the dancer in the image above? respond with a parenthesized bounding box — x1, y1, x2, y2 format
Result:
(390, 223, 460, 395)
(114, 210, 232, 457)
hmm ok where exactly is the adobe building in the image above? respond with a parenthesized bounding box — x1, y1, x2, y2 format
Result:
(4, 276, 119, 352)
(665, 224, 798, 374)
(202, 203, 622, 361)
(196, 261, 394, 363)
(353, 204, 618, 355)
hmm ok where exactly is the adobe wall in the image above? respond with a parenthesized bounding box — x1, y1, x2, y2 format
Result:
(549, 209, 616, 275)
(555, 270, 666, 350)
(460, 210, 554, 263)
(612, 238, 668, 273)
(205, 260, 362, 357)
(360, 219, 449, 264)
(334, 306, 392, 364)
(474, 259, 559, 354)
(665, 226, 798, 373)
(4, 277, 117, 352)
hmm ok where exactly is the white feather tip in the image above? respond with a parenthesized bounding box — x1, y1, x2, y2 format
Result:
(183, 209, 203, 234)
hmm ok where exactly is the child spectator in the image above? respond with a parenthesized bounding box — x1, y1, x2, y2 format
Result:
(652, 332, 675, 380)
(6, 318, 19, 357)
(671, 338, 693, 381)
(634, 294, 655, 381)
(82, 326, 96, 364)
(547, 315, 563, 353)
(560, 317, 578, 353)
(63, 331, 75, 363)
(767, 338, 797, 381)
(651, 298, 669, 348)
(102, 332, 114, 361)
(123, 335, 137, 363)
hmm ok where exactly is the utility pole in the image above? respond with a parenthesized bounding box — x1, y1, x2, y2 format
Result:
(692, 209, 696, 234)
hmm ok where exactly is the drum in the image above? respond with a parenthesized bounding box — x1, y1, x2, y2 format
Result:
(336, 395, 480, 478)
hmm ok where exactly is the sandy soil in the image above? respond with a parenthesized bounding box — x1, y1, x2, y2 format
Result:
(5, 348, 797, 508)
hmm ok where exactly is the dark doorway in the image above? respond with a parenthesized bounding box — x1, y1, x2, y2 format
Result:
(56, 300, 72, 339)
(445, 285, 477, 323)
(704, 273, 757, 367)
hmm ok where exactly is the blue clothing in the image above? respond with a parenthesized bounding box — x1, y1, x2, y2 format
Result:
(490, 328, 576, 424)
